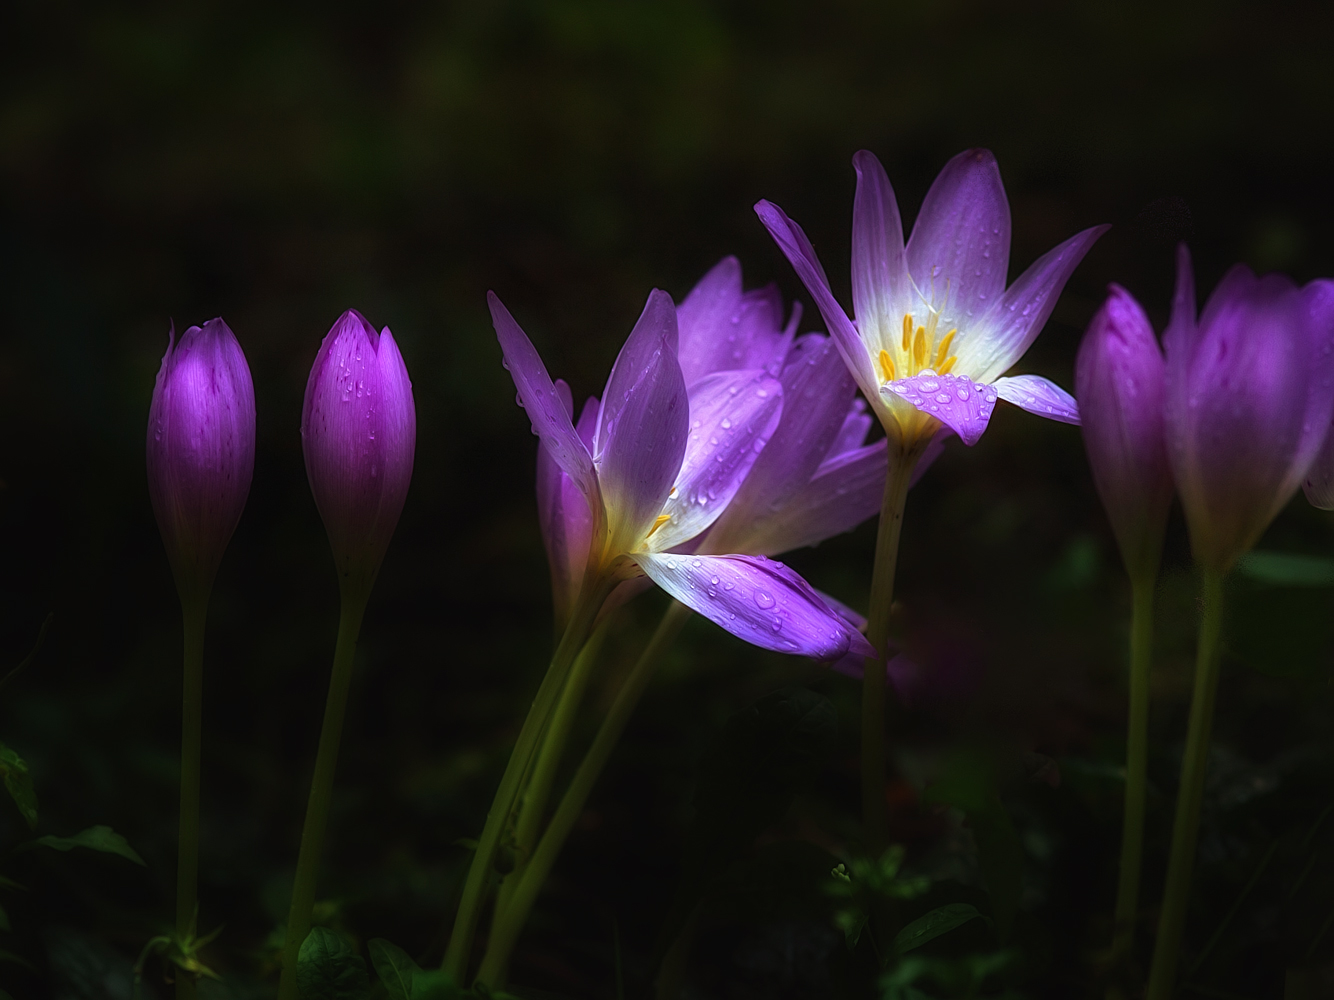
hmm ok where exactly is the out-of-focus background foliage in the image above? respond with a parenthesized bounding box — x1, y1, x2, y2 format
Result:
(3, 2, 1334, 998)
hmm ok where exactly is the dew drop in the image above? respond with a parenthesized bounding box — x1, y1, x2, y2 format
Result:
(754, 591, 776, 609)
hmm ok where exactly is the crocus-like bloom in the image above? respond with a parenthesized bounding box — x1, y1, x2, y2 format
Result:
(756, 149, 1108, 449)
(302, 310, 416, 599)
(496, 287, 869, 661)
(147, 318, 256, 602)
(1076, 286, 1174, 582)
(1164, 246, 1334, 571)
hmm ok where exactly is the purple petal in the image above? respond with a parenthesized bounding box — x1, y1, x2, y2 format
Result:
(881, 372, 998, 446)
(704, 336, 857, 552)
(574, 393, 599, 450)
(595, 290, 689, 550)
(755, 199, 879, 399)
(963, 226, 1111, 382)
(630, 552, 862, 660)
(1303, 281, 1334, 510)
(905, 149, 1011, 330)
(536, 380, 594, 625)
(489, 292, 596, 500)
(649, 369, 784, 551)
(827, 396, 874, 459)
(676, 257, 793, 385)
(851, 150, 911, 346)
(993, 374, 1081, 425)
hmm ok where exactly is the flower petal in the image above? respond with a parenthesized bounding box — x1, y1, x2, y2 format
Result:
(993, 374, 1080, 424)
(596, 290, 689, 550)
(649, 369, 784, 551)
(677, 256, 792, 384)
(812, 590, 913, 688)
(851, 150, 911, 348)
(536, 380, 595, 624)
(489, 291, 596, 500)
(962, 225, 1110, 382)
(905, 149, 1011, 331)
(755, 199, 880, 400)
(827, 396, 874, 459)
(630, 552, 862, 660)
(881, 373, 998, 446)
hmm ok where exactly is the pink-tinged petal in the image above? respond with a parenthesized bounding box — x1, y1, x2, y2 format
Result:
(851, 150, 911, 345)
(993, 374, 1081, 425)
(881, 372, 998, 446)
(755, 199, 879, 399)
(905, 149, 1011, 330)
(630, 552, 862, 660)
(962, 226, 1111, 382)
(676, 257, 793, 384)
(490, 292, 596, 500)
(649, 369, 784, 551)
(827, 396, 874, 459)
(536, 380, 594, 626)
(596, 290, 689, 550)
(1075, 285, 1173, 581)
(704, 336, 857, 553)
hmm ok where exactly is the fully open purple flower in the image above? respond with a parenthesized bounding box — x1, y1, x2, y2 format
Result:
(1165, 246, 1334, 571)
(302, 310, 416, 599)
(756, 149, 1108, 448)
(147, 318, 256, 602)
(1076, 286, 1174, 582)
(494, 287, 870, 661)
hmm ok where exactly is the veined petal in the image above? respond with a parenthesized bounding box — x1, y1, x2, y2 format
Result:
(490, 292, 596, 499)
(882, 373, 998, 446)
(649, 370, 783, 551)
(905, 149, 1011, 331)
(811, 590, 912, 686)
(827, 397, 874, 458)
(993, 374, 1080, 424)
(631, 552, 863, 660)
(596, 290, 689, 550)
(963, 225, 1110, 382)
(852, 150, 911, 350)
(677, 257, 793, 383)
(574, 393, 599, 450)
(536, 381, 594, 623)
(755, 199, 880, 400)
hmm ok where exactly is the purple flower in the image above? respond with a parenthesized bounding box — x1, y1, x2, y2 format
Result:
(756, 149, 1108, 447)
(147, 318, 256, 602)
(1164, 246, 1334, 571)
(493, 287, 870, 661)
(1076, 286, 1174, 582)
(302, 310, 417, 598)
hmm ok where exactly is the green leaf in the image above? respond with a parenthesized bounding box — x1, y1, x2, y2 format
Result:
(367, 939, 420, 1000)
(1236, 551, 1334, 587)
(297, 926, 371, 1000)
(891, 903, 983, 955)
(0, 743, 38, 829)
(408, 969, 464, 1000)
(26, 825, 146, 865)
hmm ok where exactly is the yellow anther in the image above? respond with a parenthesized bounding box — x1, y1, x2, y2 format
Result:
(646, 513, 671, 537)
(879, 349, 896, 382)
(934, 329, 956, 368)
(912, 326, 927, 368)
(938, 356, 957, 375)
(901, 314, 913, 351)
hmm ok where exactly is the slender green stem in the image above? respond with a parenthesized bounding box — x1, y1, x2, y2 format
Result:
(493, 620, 611, 929)
(442, 575, 615, 981)
(1146, 569, 1226, 1000)
(862, 447, 919, 853)
(176, 596, 208, 1000)
(476, 600, 693, 989)
(1111, 573, 1157, 963)
(276, 593, 368, 1000)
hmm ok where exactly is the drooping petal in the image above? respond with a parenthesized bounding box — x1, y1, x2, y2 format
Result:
(755, 199, 879, 399)
(630, 552, 864, 660)
(648, 370, 783, 552)
(993, 374, 1080, 424)
(881, 372, 998, 446)
(962, 226, 1111, 382)
(827, 396, 874, 459)
(851, 150, 911, 349)
(596, 290, 689, 551)
(536, 380, 594, 625)
(490, 292, 596, 500)
(905, 149, 1011, 332)
(676, 257, 793, 383)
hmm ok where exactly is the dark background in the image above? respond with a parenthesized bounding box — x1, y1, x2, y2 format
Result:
(3, 2, 1334, 998)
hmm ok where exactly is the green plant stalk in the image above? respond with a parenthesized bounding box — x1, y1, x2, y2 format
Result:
(476, 600, 693, 988)
(176, 596, 208, 1000)
(1146, 568, 1226, 1000)
(493, 619, 612, 928)
(276, 592, 368, 1000)
(1111, 573, 1157, 962)
(442, 574, 616, 981)
(862, 447, 919, 853)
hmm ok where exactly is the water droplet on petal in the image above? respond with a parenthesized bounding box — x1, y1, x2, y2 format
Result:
(754, 591, 776, 609)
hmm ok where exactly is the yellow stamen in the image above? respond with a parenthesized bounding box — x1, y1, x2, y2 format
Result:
(646, 513, 671, 537)
(938, 356, 957, 375)
(934, 329, 956, 368)
(912, 326, 927, 368)
(901, 314, 913, 351)
(878, 349, 896, 382)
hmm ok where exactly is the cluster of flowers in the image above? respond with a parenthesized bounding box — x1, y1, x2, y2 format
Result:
(144, 148, 1334, 995)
